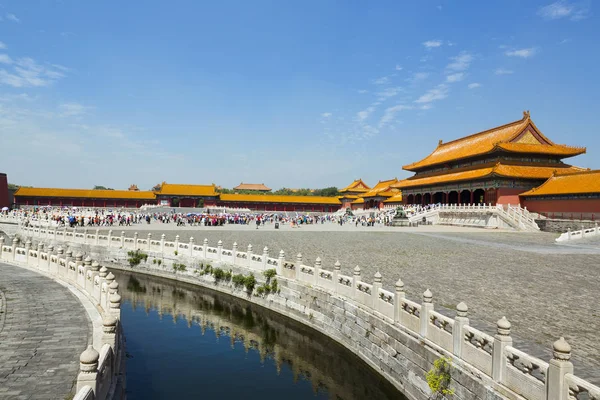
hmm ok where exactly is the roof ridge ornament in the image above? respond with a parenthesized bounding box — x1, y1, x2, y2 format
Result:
(438, 139, 443, 146)
(523, 110, 530, 119)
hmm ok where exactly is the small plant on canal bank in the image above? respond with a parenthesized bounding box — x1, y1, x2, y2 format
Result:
(172, 263, 187, 272)
(426, 356, 454, 399)
(127, 250, 148, 267)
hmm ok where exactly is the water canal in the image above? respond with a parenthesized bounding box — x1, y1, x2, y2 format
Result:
(115, 271, 406, 400)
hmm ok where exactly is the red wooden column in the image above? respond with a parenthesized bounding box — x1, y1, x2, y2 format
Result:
(470, 191, 474, 204)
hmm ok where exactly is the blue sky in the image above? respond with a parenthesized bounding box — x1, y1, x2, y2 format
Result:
(0, 0, 598, 190)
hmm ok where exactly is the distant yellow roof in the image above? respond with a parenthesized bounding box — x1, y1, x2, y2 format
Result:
(351, 198, 365, 204)
(403, 112, 585, 171)
(361, 178, 399, 197)
(233, 183, 271, 191)
(157, 183, 217, 196)
(339, 179, 370, 193)
(383, 194, 403, 203)
(220, 193, 341, 205)
(393, 163, 583, 189)
(14, 187, 156, 200)
(520, 169, 598, 197)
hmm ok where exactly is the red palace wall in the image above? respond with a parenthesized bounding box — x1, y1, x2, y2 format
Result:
(217, 201, 340, 213)
(521, 198, 600, 216)
(0, 173, 8, 208)
(496, 188, 524, 205)
(16, 197, 146, 208)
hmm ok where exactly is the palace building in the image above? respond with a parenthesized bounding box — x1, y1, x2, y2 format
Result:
(14, 187, 156, 208)
(232, 183, 272, 192)
(154, 183, 219, 207)
(217, 194, 341, 212)
(393, 111, 587, 205)
(339, 179, 371, 209)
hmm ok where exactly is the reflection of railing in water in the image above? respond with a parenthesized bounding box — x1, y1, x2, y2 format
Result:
(117, 272, 402, 400)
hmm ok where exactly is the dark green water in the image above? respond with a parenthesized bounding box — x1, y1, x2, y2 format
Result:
(115, 271, 406, 400)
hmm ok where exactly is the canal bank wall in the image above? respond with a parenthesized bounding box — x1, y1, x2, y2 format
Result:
(6, 225, 600, 400)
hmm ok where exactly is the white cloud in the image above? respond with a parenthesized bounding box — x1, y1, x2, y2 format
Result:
(415, 84, 449, 104)
(321, 112, 332, 118)
(372, 76, 390, 85)
(379, 104, 412, 128)
(59, 102, 91, 117)
(376, 86, 403, 101)
(446, 52, 473, 72)
(446, 73, 464, 83)
(495, 68, 514, 75)
(357, 106, 376, 121)
(357, 89, 368, 94)
(538, 1, 588, 20)
(0, 54, 12, 64)
(407, 72, 429, 83)
(395, 64, 403, 71)
(0, 41, 6, 50)
(505, 48, 538, 58)
(423, 40, 443, 48)
(420, 104, 433, 110)
(558, 38, 570, 44)
(468, 83, 481, 89)
(0, 57, 67, 87)
(6, 13, 20, 23)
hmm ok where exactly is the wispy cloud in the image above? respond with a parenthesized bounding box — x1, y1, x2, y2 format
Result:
(357, 89, 368, 94)
(395, 64, 403, 71)
(415, 84, 449, 104)
(505, 48, 538, 58)
(321, 112, 332, 118)
(372, 76, 390, 85)
(468, 83, 481, 89)
(0, 41, 6, 50)
(446, 73, 464, 83)
(0, 54, 12, 64)
(558, 38, 571, 45)
(407, 72, 429, 83)
(0, 57, 67, 87)
(6, 13, 20, 23)
(376, 86, 403, 101)
(495, 68, 514, 75)
(357, 106, 376, 121)
(379, 104, 412, 128)
(446, 52, 473, 72)
(423, 40, 443, 48)
(59, 102, 92, 117)
(538, 1, 588, 20)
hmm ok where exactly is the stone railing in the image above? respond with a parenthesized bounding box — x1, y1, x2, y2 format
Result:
(12, 225, 599, 400)
(0, 236, 125, 400)
(555, 223, 600, 242)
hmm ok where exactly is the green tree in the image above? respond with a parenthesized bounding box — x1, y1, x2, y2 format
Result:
(93, 185, 114, 190)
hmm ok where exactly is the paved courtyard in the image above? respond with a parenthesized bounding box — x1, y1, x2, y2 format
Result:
(0, 263, 90, 400)
(98, 223, 600, 383)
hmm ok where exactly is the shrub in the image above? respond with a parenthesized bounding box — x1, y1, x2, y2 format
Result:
(213, 267, 226, 281)
(157, 259, 162, 266)
(263, 269, 277, 281)
(244, 274, 256, 293)
(127, 250, 148, 267)
(152, 259, 157, 264)
(426, 357, 454, 398)
(172, 263, 187, 272)
(232, 274, 246, 288)
(174, 250, 178, 256)
(270, 278, 278, 293)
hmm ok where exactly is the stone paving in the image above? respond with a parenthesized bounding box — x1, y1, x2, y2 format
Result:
(0, 263, 90, 400)
(97, 223, 600, 383)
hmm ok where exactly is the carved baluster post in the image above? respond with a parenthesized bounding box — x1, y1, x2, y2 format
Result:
(189, 237, 194, 257)
(107, 229, 112, 248)
(77, 346, 99, 395)
(121, 231, 125, 248)
(352, 266, 361, 301)
(372, 272, 382, 310)
(277, 250, 285, 275)
(420, 289, 433, 337)
(174, 235, 179, 253)
(161, 234, 166, 255)
(232, 242, 238, 265)
(25, 239, 32, 264)
(11, 237, 18, 261)
(101, 314, 118, 351)
(203, 238, 208, 259)
(218, 240, 224, 261)
(393, 279, 405, 323)
(147, 233, 152, 251)
(492, 316, 513, 382)
(313, 257, 321, 286)
(65, 248, 73, 266)
(95, 228, 100, 245)
(83, 228, 88, 244)
(546, 337, 573, 400)
(0, 236, 4, 258)
(332, 261, 341, 289)
(134, 232, 139, 250)
(247, 244, 253, 267)
(261, 246, 269, 270)
(453, 302, 469, 357)
(295, 253, 302, 280)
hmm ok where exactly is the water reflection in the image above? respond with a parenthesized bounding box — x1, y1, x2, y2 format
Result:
(116, 271, 405, 400)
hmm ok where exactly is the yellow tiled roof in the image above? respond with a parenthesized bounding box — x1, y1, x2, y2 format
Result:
(219, 193, 341, 205)
(383, 194, 403, 203)
(351, 198, 365, 204)
(339, 179, 370, 193)
(403, 112, 585, 171)
(157, 183, 217, 196)
(393, 163, 583, 189)
(338, 194, 359, 199)
(233, 183, 272, 191)
(361, 178, 399, 197)
(520, 169, 598, 197)
(14, 187, 156, 200)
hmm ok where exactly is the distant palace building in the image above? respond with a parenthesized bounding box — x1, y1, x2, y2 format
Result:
(154, 183, 219, 207)
(232, 183, 272, 192)
(393, 111, 587, 205)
